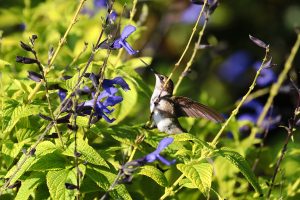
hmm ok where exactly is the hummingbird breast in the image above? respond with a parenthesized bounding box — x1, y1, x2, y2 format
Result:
(151, 96, 184, 134)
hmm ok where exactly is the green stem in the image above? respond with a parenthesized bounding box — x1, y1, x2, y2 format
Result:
(256, 34, 300, 127)
(27, 0, 86, 102)
(164, 0, 208, 89)
(211, 47, 270, 147)
(174, 18, 208, 94)
(114, 0, 137, 66)
(159, 174, 185, 200)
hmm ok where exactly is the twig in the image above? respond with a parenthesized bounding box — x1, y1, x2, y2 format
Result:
(267, 79, 300, 198)
(211, 46, 270, 147)
(27, 0, 87, 102)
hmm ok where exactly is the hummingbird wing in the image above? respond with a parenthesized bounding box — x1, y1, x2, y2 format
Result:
(171, 96, 225, 123)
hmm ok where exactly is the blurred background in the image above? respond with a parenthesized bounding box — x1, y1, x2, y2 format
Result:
(1, 0, 300, 198)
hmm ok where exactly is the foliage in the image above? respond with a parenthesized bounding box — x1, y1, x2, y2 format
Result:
(0, 0, 300, 199)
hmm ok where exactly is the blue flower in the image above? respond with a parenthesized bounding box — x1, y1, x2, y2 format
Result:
(94, 0, 107, 9)
(82, 76, 130, 123)
(144, 137, 176, 166)
(219, 51, 253, 83)
(110, 25, 139, 55)
(58, 89, 67, 101)
(237, 100, 281, 137)
(181, 4, 205, 24)
(253, 61, 277, 87)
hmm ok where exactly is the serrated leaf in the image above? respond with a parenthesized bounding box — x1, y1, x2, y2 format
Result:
(15, 172, 45, 200)
(86, 167, 132, 200)
(215, 148, 263, 195)
(29, 150, 67, 171)
(177, 162, 213, 195)
(123, 57, 152, 69)
(46, 164, 85, 200)
(46, 169, 75, 200)
(5, 141, 57, 184)
(3, 100, 40, 134)
(137, 165, 168, 187)
(115, 66, 151, 98)
(112, 78, 138, 124)
(64, 75, 79, 91)
(63, 139, 108, 168)
(0, 59, 12, 67)
(2, 140, 26, 168)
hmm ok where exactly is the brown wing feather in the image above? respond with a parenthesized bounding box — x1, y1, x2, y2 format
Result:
(172, 96, 225, 123)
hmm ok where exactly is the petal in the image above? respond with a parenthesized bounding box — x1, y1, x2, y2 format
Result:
(218, 51, 253, 83)
(144, 152, 157, 163)
(110, 77, 130, 91)
(155, 137, 174, 153)
(58, 89, 67, 101)
(242, 100, 263, 115)
(102, 114, 115, 123)
(104, 95, 123, 106)
(156, 155, 176, 166)
(110, 38, 123, 49)
(119, 40, 139, 55)
(238, 114, 257, 123)
(121, 25, 136, 40)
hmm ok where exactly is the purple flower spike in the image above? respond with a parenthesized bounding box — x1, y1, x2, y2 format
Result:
(58, 89, 67, 101)
(144, 137, 176, 166)
(110, 25, 139, 55)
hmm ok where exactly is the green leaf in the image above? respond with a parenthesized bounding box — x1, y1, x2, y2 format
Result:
(86, 167, 132, 200)
(63, 139, 108, 168)
(15, 172, 45, 200)
(64, 75, 79, 91)
(137, 165, 168, 187)
(2, 140, 26, 168)
(46, 164, 86, 200)
(29, 150, 67, 171)
(5, 141, 57, 184)
(3, 100, 40, 135)
(115, 66, 151, 98)
(215, 148, 263, 195)
(112, 78, 138, 124)
(46, 169, 75, 200)
(0, 59, 12, 67)
(177, 162, 213, 195)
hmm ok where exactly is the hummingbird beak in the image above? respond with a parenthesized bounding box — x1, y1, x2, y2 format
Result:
(149, 67, 159, 76)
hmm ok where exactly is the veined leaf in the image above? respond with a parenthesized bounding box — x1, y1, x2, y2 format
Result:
(2, 140, 26, 168)
(46, 164, 86, 200)
(46, 169, 75, 200)
(5, 141, 57, 184)
(137, 165, 168, 187)
(177, 162, 213, 195)
(63, 139, 108, 168)
(215, 148, 263, 195)
(15, 172, 45, 200)
(29, 150, 67, 171)
(3, 100, 40, 135)
(86, 167, 132, 200)
(112, 78, 138, 124)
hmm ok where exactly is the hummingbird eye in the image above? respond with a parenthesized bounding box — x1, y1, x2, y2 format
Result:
(159, 76, 164, 81)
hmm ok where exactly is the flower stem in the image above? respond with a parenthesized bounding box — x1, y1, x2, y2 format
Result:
(165, 0, 208, 90)
(256, 33, 300, 129)
(211, 47, 270, 147)
(114, 0, 137, 66)
(159, 174, 185, 200)
(27, 0, 86, 102)
(174, 18, 208, 94)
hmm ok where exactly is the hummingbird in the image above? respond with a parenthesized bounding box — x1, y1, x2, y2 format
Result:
(150, 71, 225, 134)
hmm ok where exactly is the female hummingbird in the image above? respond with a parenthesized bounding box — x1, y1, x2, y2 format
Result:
(150, 72, 224, 134)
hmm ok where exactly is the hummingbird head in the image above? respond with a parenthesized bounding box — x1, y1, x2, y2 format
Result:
(154, 73, 174, 95)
